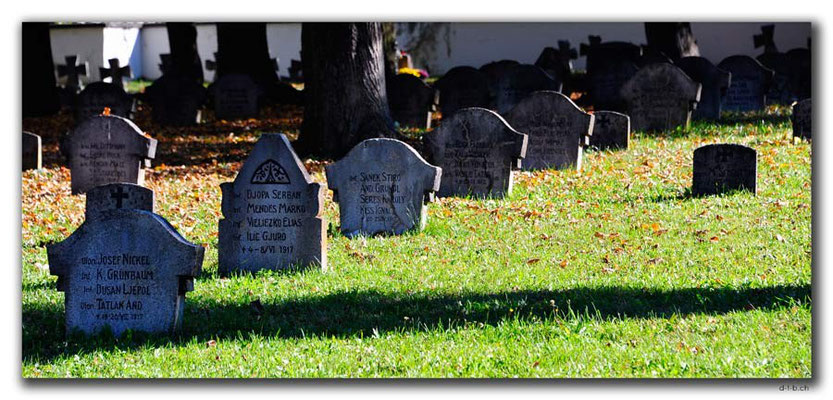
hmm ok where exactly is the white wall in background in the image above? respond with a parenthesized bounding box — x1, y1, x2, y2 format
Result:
(102, 27, 141, 80)
(49, 26, 103, 84)
(140, 25, 169, 80)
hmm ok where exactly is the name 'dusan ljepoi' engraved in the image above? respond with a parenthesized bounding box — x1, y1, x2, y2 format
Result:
(355, 172, 407, 218)
(77, 253, 154, 317)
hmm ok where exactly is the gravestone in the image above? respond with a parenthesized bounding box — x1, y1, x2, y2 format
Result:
(22, 131, 42, 171)
(792, 98, 811, 140)
(676, 57, 732, 120)
(388, 73, 437, 129)
(480, 60, 521, 100)
(785, 48, 811, 101)
(495, 64, 562, 114)
(638, 47, 673, 67)
(434, 66, 491, 118)
(717, 55, 774, 112)
(326, 138, 442, 237)
(210, 73, 261, 120)
(75, 82, 134, 123)
(586, 61, 639, 112)
(620, 63, 701, 132)
(218, 134, 326, 273)
(85, 183, 154, 220)
(57, 55, 88, 92)
(692, 144, 757, 196)
(47, 208, 204, 337)
(99, 58, 132, 90)
(534, 41, 577, 84)
(505, 91, 593, 170)
(756, 52, 792, 105)
(588, 111, 630, 151)
(423, 107, 527, 198)
(581, 38, 642, 76)
(144, 74, 207, 126)
(63, 115, 157, 194)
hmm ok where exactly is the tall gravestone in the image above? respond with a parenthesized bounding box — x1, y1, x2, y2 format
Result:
(792, 99, 811, 140)
(47, 187, 204, 336)
(326, 138, 442, 237)
(218, 134, 326, 273)
(620, 63, 701, 132)
(505, 91, 593, 171)
(495, 64, 562, 114)
(717, 55, 774, 112)
(433, 66, 491, 118)
(23, 131, 42, 171)
(388, 73, 437, 129)
(423, 107, 527, 198)
(588, 111, 630, 151)
(692, 144, 757, 196)
(75, 82, 134, 123)
(677, 56, 731, 120)
(63, 115, 157, 194)
(210, 73, 261, 120)
(144, 74, 207, 126)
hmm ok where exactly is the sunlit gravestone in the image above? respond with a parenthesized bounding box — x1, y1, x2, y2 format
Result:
(588, 111, 630, 151)
(717, 55, 774, 112)
(692, 144, 757, 196)
(792, 99, 811, 140)
(620, 63, 701, 132)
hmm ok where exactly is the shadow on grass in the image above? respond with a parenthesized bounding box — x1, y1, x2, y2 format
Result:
(23, 284, 810, 363)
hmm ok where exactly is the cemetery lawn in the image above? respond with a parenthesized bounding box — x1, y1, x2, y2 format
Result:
(22, 105, 811, 378)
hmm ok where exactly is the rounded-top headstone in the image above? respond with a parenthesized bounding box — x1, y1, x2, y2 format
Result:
(145, 74, 207, 126)
(388, 73, 437, 129)
(75, 81, 134, 123)
(495, 64, 562, 114)
(588, 111, 630, 151)
(676, 56, 732, 121)
(692, 143, 757, 196)
(210, 73, 262, 120)
(433, 66, 491, 118)
(717, 55, 774, 112)
(620, 63, 701, 132)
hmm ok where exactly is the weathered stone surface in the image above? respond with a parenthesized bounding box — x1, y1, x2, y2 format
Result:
(677, 56, 732, 120)
(434, 66, 491, 118)
(75, 82, 133, 123)
(757, 51, 792, 105)
(85, 183, 154, 220)
(586, 61, 639, 112)
(505, 91, 592, 171)
(480, 59, 520, 101)
(218, 134, 326, 273)
(792, 98, 812, 140)
(717, 55, 774, 112)
(23, 131, 42, 171)
(47, 208, 204, 336)
(388, 73, 437, 129)
(692, 144, 757, 196)
(620, 63, 701, 132)
(495, 64, 562, 114)
(588, 111, 630, 151)
(144, 75, 207, 126)
(210, 73, 261, 120)
(326, 138, 441, 237)
(63, 115, 157, 194)
(424, 107, 527, 198)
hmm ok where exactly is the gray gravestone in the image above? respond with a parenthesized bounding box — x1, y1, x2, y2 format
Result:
(792, 98, 811, 140)
(75, 82, 134, 123)
(717, 55, 774, 112)
(692, 144, 757, 196)
(22, 131, 42, 171)
(326, 138, 442, 237)
(495, 64, 563, 114)
(47, 208, 204, 337)
(434, 66, 491, 118)
(388, 73, 437, 129)
(620, 63, 701, 132)
(63, 115, 157, 194)
(218, 134, 326, 273)
(85, 183, 154, 220)
(211, 73, 261, 120)
(588, 111, 630, 151)
(145, 75, 207, 126)
(677, 56, 732, 120)
(505, 91, 593, 171)
(424, 107, 527, 198)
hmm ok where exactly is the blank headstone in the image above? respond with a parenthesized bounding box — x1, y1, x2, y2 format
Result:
(85, 183, 154, 220)
(388, 73, 437, 129)
(792, 99, 811, 140)
(505, 91, 593, 171)
(75, 82, 134, 123)
(423, 107, 527, 198)
(63, 115, 157, 194)
(692, 144, 757, 196)
(144, 75, 207, 126)
(620, 63, 701, 132)
(717, 55, 774, 112)
(677, 56, 732, 120)
(433, 66, 491, 118)
(326, 138, 442, 237)
(22, 131, 42, 171)
(218, 134, 327, 273)
(588, 111, 630, 151)
(210, 73, 261, 120)
(495, 64, 563, 114)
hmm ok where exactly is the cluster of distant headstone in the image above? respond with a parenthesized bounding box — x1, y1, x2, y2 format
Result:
(25, 25, 812, 338)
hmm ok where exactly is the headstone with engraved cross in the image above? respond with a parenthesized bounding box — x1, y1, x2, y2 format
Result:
(57, 55, 88, 92)
(692, 144, 757, 196)
(588, 111, 630, 151)
(85, 183, 154, 219)
(99, 58, 132, 90)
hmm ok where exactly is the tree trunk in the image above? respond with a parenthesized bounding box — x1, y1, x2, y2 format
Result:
(644, 22, 700, 61)
(381, 22, 399, 88)
(23, 22, 60, 117)
(216, 22, 278, 86)
(166, 22, 203, 83)
(296, 22, 396, 159)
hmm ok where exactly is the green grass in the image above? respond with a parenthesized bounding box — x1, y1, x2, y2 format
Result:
(21, 107, 811, 378)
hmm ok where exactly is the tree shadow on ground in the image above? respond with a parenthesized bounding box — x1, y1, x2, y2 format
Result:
(23, 283, 810, 363)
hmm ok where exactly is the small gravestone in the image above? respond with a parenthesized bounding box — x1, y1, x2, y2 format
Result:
(792, 99, 811, 140)
(326, 138, 442, 237)
(717, 55, 774, 112)
(145, 74, 207, 126)
(423, 107, 527, 198)
(388, 74, 437, 129)
(85, 183, 154, 220)
(505, 91, 593, 171)
(99, 58, 132, 90)
(588, 111, 630, 151)
(434, 66, 491, 118)
(692, 144, 756, 196)
(47, 207, 204, 337)
(495, 64, 562, 114)
(63, 115, 157, 194)
(677, 57, 731, 120)
(785, 48, 811, 101)
(75, 82, 134, 123)
(210, 73, 261, 120)
(218, 134, 326, 273)
(23, 131, 42, 171)
(620, 63, 701, 132)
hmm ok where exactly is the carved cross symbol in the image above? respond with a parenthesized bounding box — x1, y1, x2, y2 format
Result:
(99, 58, 132, 89)
(110, 186, 129, 209)
(753, 24, 778, 54)
(56, 55, 88, 91)
(594, 115, 611, 130)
